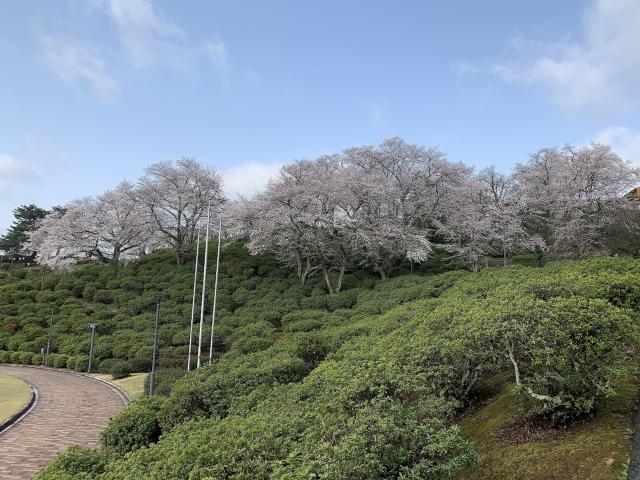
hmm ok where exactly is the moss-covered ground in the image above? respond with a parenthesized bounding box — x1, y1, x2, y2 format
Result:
(459, 374, 636, 479)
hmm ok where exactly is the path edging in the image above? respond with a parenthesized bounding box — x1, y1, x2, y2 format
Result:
(0, 382, 38, 434)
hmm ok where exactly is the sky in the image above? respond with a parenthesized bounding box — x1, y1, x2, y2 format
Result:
(2, 0, 640, 232)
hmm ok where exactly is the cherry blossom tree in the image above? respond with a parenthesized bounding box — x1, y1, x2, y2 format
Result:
(438, 179, 494, 272)
(28, 182, 151, 269)
(138, 157, 224, 265)
(477, 166, 541, 266)
(233, 138, 471, 286)
(515, 144, 639, 259)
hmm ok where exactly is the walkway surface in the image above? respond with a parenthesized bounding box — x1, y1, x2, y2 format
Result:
(0, 365, 126, 480)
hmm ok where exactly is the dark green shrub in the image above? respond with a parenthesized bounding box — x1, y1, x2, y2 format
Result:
(73, 355, 90, 372)
(293, 333, 329, 368)
(82, 284, 96, 300)
(231, 336, 273, 354)
(100, 396, 164, 454)
(71, 284, 85, 298)
(52, 354, 69, 368)
(109, 360, 133, 379)
(94, 290, 115, 305)
(127, 356, 152, 372)
(10, 351, 23, 363)
(283, 319, 323, 332)
(99, 358, 118, 374)
(144, 367, 186, 396)
(158, 357, 184, 369)
(18, 351, 33, 364)
(33, 446, 107, 479)
(325, 289, 358, 311)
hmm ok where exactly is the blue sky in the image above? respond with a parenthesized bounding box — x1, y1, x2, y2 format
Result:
(2, 0, 640, 231)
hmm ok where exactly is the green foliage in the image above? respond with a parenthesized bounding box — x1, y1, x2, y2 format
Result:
(34, 446, 108, 480)
(100, 396, 164, 455)
(143, 367, 187, 396)
(108, 359, 133, 379)
(0, 204, 49, 260)
(6, 246, 640, 479)
(73, 355, 90, 372)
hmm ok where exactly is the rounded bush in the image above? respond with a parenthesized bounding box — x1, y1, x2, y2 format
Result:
(52, 353, 69, 368)
(94, 290, 115, 305)
(128, 356, 152, 373)
(109, 360, 133, 379)
(74, 354, 90, 372)
(98, 358, 118, 374)
(10, 351, 23, 363)
(18, 351, 33, 364)
(34, 445, 107, 478)
(100, 396, 164, 454)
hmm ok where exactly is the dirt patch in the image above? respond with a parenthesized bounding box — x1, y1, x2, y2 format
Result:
(495, 417, 588, 445)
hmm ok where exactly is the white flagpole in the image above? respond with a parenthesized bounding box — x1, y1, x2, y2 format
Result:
(209, 215, 222, 364)
(187, 226, 201, 371)
(197, 201, 211, 368)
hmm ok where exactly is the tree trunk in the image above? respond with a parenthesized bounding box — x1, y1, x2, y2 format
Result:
(176, 246, 187, 266)
(322, 260, 346, 294)
(377, 266, 387, 280)
(300, 257, 315, 285)
(503, 245, 508, 267)
(507, 345, 520, 385)
(335, 259, 346, 293)
(296, 254, 303, 283)
(322, 266, 335, 294)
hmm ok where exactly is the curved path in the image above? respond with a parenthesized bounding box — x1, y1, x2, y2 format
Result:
(0, 365, 126, 480)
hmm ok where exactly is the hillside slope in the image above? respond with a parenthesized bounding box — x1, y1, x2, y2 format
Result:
(1, 250, 639, 479)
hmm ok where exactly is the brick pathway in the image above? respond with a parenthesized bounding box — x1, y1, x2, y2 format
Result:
(0, 365, 126, 480)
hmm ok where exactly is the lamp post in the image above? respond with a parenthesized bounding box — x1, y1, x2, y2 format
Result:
(149, 298, 161, 395)
(87, 323, 97, 373)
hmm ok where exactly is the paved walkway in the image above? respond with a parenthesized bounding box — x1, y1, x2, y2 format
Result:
(0, 365, 126, 480)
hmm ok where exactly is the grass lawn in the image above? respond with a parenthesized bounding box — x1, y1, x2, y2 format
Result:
(89, 372, 147, 400)
(0, 372, 31, 424)
(459, 374, 635, 480)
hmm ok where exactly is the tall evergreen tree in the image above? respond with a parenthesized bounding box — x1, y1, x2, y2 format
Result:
(0, 204, 49, 261)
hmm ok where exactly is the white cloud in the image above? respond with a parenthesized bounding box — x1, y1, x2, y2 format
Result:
(205, 37, 229, 71)
(490, 0, 640, 113)
(96, 0, 184, 68)
(41, 34, 117, 100)
(41, 0, 232, 98)
(594, 126, 640, 163)
(95, 0, 229, 72)
(0, 154, 37, 201)
(222, 162, 282, 199)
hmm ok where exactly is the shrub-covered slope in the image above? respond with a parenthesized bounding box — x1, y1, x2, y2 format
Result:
(1, 250, 639, 479)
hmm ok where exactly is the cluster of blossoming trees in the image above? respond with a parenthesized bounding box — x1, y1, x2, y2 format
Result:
(28, 138, 638, 291)
(28, 158, 224, 268)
